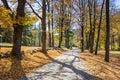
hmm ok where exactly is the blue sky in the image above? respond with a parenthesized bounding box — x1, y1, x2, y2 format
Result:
(0, 0, 120, 7)
(116, 0, 120, 7)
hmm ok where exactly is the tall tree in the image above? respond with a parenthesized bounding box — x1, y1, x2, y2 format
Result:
(90, 0, 97, 53)
(1, 0, 26, 59)
(65, 14, 71, 49)
(47, 0, 52, 47)
(41, 0, 47, 53)
(58, 0, 65, 48)
(64, 1, 73, 49)
(87, 0, 93, 50)
(80, 0, 86, 52)
(105, 0, 110, 62)
(11, 0, 26, 59)
(28, 0, 47, 53)
(95, 0, 105, 55)
(51, 0, 54, 47)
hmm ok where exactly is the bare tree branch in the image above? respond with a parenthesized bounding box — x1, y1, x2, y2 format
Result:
(1, 0, 11, 10)
(27, 2, 42, 20)
(36, 0, 42, 8)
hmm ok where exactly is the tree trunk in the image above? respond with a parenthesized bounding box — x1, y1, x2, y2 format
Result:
(118, 35, 120, 50)
(38, 23, 41, 47)
(51, 0, 54, 48)
(11, 26, 23, 59)
(111, 33, 115, 50)
(65, 29, 70, 48)
(51, 15, 54, 48)
(11, 0, 26, 60)
(80, 0, 85, 52)
(95, 0, 105, 55)
(48, 0, 51, 47)
(48, 22, 51, 47)
(85, 32, 89, 49)
(87, 0, 93, 50)
(41, 0, 47, 53)
(81, 11, 84, 52)
(58, 0, 64, 48)
(58, 20, 63, 48)
(105, 0, 110, 62)
(81, 25, 84, 52)
(90, 0, 96, 53)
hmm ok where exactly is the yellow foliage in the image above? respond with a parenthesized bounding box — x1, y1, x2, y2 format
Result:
(0, 6, 12, 28)
(13, 15, 38, 26)
(64, 0, 73, 6)
(10, 0, 17, 3)
(47, 12, 52, 20)
(0, 6, 38, 27)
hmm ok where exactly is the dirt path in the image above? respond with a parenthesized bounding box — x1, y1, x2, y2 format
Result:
(20, 47, 100, 80)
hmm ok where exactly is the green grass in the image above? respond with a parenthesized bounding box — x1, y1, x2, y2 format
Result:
(0, 43, 39, 47)
(99, 51, 120, 54)
(0, 43, 13, 46)
(110, 51, 120, 54)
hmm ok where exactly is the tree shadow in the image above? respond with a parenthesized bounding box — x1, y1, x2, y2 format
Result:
(44, 54, 101, 80)
(80, 55, 120, 79)
(0, 57, 28, 80)
(27, 53, 101, 80)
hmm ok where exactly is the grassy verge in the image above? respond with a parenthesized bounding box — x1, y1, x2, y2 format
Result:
(0, 43, 13, 47)
(0, 47, 64, 80)
(99, 51, 120, 54)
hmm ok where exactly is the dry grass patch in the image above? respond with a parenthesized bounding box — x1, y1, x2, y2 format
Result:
(0, 47, 63, 80)
(80, 51, 120, 80)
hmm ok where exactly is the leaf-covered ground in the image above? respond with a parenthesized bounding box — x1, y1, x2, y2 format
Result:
(80, 51, 120, 80)
(0, 47, 64, 80)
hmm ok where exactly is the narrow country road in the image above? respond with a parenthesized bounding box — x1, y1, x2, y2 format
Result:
(20, 47, 100, 80)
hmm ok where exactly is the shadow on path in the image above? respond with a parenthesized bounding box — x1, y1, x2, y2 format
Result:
(25, 47, 102, 80)
(43, 53, 101, 80)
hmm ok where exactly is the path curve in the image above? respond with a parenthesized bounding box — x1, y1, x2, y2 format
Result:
(20, 47, 100, 80)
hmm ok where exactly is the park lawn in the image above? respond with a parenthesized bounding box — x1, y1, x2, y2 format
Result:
(0, 47, 64, 80)
(0, 43, 13, 47)
(80, 51, 120, 80)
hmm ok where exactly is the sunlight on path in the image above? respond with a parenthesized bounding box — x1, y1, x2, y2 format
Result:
(20, 47, 100, 80)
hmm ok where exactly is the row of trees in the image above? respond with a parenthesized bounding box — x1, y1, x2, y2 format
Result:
(0, 0, 119, 62)
(0, 0, 74, 59)
(74, 0, 119, 62)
